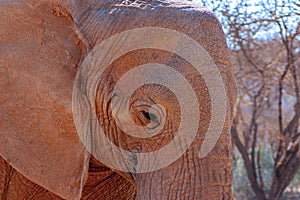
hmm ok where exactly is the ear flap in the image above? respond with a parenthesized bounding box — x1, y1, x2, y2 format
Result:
(0, 1, 89, 199)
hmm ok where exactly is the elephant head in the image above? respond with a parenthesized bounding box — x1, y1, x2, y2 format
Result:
(0, 0, 237, 199)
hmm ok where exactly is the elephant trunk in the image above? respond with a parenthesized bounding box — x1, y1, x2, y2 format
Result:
(134, 134, 233, 200)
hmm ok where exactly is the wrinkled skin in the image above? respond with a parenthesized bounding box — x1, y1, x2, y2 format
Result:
(0, 0, 237, 199)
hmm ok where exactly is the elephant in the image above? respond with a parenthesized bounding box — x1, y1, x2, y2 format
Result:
(0, 0, 237, 199)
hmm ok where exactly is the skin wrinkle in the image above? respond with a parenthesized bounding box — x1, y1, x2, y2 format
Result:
(135, 136, 233, 199)
(1, 163, 13, 200)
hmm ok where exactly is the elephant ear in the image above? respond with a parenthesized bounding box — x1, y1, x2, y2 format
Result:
(0, 1, 89, 199)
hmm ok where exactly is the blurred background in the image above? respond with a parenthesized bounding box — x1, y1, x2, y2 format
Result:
(191, 0, 300, 199)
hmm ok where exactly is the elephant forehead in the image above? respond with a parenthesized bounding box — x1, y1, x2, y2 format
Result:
(71, 0, 229, 63)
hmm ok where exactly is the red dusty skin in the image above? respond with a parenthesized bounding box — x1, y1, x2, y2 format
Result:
(0, 0, 237, 199)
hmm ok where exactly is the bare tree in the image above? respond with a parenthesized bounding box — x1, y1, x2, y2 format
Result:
(194, 0, 300, 199)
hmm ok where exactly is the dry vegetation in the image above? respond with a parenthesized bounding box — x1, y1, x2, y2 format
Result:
(194, 0, 300, 199)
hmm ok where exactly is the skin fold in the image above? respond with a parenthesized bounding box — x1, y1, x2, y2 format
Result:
(0, 0, 237, 199)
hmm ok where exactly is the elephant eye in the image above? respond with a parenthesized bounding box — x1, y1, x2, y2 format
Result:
(138, 108, 160, 129)
(142, 110, 158, 122)
(130, 100, 166, 133)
